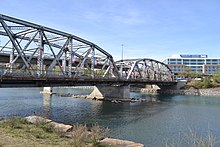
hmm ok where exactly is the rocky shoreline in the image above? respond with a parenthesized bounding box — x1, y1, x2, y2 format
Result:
(160, 88, 220, 96)
(131, 87, 220, 97)
(54, 92, 148, 103)
(25, 115, 144, 147)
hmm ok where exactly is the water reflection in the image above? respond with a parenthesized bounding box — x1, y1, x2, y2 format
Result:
(42, 93, 52, 118)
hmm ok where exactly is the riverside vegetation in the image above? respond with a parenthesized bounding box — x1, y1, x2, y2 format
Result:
(0, 117, 218, 147)
(178, 68, 220, 89)
(165, 129, 217, 147)
(0, 117, 109, 147)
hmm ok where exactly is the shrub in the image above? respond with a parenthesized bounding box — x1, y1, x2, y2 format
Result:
(70, 123, 109, 147)
(191, 81, 204, 89)
(189, 77, 213, 89)
(90, 123, 109, 145)
(0, 116, 28, 129)
(38, 122, 54, 133)
(203, 78, 212, 88)
(71, 123, 88, 146)
(213, 71, 220, 83)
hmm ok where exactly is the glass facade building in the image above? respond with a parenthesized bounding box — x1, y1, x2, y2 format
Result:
(163, 54, 220, 75)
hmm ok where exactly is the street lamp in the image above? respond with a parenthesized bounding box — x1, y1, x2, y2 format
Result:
(121, 44, 124, 62)
(120, 44, 124, 77)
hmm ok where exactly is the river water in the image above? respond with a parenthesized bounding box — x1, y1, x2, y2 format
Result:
(1, 87, 220, 146)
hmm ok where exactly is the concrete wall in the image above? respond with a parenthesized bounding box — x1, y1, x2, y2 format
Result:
(158, 81, 186, 91)
(133, 87, 220, 97)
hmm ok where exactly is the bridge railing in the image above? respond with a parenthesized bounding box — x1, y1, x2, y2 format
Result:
(0, 65, 174, 83)
(0, 65, 116, 79)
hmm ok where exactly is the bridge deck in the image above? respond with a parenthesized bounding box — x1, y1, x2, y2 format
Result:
(0, 76, 177, 88)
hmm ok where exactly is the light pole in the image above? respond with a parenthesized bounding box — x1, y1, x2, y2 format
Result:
(121, 44, 124, 61)
(121, 44, 124, 77)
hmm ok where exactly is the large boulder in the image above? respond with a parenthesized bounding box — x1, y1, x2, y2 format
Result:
(49, 121, 73, 132)
(100, 138, 144, 147)
(25, 115, 52, 124)
(25, 116, 72, 133)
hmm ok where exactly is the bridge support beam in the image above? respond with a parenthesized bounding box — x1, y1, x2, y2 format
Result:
(88, 85, 130, 100)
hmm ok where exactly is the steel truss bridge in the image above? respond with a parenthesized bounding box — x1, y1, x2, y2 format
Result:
(0, 14, 176, 87)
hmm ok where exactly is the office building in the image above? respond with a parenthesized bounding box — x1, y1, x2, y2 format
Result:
(163, 54, 220, 75)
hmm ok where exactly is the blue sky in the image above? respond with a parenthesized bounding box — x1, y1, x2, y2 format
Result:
(1, 0, 220, 61)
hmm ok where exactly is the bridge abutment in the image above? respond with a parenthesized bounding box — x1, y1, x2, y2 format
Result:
(158, 81, 186, 91)
(88, 85, 130, 100)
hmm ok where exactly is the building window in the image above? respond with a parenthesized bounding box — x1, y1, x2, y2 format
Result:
(206, 59, 211, 64)
(197, 63, 203, 65)
(212, 60, 218, 64)
(183, 59, 189, 65)
(197, 59, 204, 64)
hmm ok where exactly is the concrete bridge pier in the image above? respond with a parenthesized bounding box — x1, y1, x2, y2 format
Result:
(88, 85, 130, 100)
(42, 87, 53, 94)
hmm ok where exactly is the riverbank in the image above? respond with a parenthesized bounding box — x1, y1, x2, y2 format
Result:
(160, 87, 220, 96)
(131, 87, 220, 96)
(0, 116, 144, 147)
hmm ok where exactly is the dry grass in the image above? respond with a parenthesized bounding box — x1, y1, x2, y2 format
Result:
(0, 117, 109, 147)
(165, 129, 218, 147)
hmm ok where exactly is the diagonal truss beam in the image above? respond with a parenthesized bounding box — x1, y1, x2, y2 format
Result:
(1, 20, 34, 75)
(0, 14, 121, 79)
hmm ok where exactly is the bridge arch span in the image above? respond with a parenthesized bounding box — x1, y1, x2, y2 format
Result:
(0, 14, 120, 78)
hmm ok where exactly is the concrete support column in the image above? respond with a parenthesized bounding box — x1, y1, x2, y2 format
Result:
(68, 39, 73, 78)
(37, 31, 44, 77)
(42, 87, 53, 94)
(88, 85, 130, 100)
(9, 46, 15, 73)
(62, 52, 67, 74)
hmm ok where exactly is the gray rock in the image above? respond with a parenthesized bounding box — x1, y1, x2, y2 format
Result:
(100, 138, 144, 147)
(25, 115, 52, 124)
(25, 116, 72, 133)
(49, 121, 73, 132)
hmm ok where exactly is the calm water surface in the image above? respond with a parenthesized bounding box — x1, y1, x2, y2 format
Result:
(1, 87, 220, 146)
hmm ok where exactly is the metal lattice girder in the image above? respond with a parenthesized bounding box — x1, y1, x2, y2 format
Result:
(0, 14, 120, 78)
(115, 58, 174, 81)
